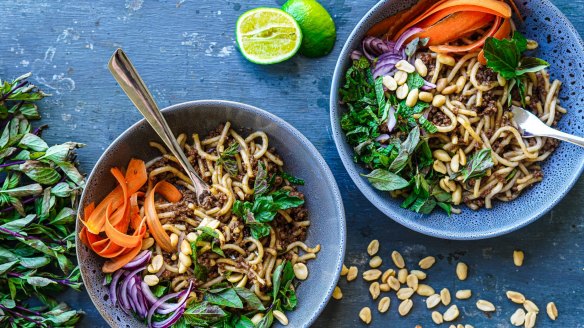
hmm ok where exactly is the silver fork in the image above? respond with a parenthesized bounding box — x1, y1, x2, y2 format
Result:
(108, 48, 210, 203)
(511, 106, 584, 148)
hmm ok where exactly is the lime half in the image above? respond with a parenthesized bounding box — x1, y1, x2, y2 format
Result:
(236, 7, 303, 64)
(282, 0, 336, 58)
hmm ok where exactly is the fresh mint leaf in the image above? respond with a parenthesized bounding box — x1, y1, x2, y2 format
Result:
(406, 73, 425, 90)
(374, 77, 386, 116)
(361, 169, 409, 191)
(418, 116, 437, 134)
(389, 126, 420, 173)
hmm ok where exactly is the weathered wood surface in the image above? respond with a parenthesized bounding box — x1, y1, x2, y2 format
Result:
(1, 0, 583, 327)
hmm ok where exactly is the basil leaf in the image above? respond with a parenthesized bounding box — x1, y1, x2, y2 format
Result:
(38, 142, 83, 164)
(483, 37, 520, 79)
(57, 162, 85, 187)
(270, 189, 304, 210)
(233, 316, 255, 328)
(18, 133, 48, 151)
(0, 183, 43, 197)
(437, 202, 452, 216)
(279, 171, 304, 185)
(361, 169, 409, 191)
(253, 161, 269, 196)
(409, 197, 436, 214)
(0, 261, 18, 274)
(152, 285, 167, 298)
(234, 287, 266, 310)
(513, 31, 528, 53)
(183, 301, 227, 325)
(26, 276, 56, 287)
(389, 126, 420, 173)
(516, 57, 550, 75)
(19, 256, 51, 269)
(205, 288, 244, 309)
(459, 148, 494, 182)
(190, 241, 208, 281)
(249, 223, 271, 240)
(18, 161, 61, 185)
(256, 311, 274, 328)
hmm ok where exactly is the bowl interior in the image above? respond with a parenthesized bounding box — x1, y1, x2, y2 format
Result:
(77, 100, 345, 327)
(330, 0, 584, 239)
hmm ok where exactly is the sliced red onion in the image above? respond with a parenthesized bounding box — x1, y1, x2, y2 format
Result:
(147, 281, 193, 328)
(373, 65, 396, 79)
(395, 27, 423, 52)
(140, 281, 160, 305)
(119, 266, 146, 310)
(109, 270, 125, 306)
(151, 307, 185, 328)
(350, 50, 363, 60)
(123, 250, 151, 270)
(375, 134, 390, 142)
(363, 36, 398, 60)
(156, 288, 191, 315)
(387, 106, 397, 132)
(421, 80, 437, 91)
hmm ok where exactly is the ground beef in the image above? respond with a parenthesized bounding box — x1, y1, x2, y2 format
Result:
(476, 65, 497, 85)
(542, 138, 559, 153)
(428, 106, 451, 126)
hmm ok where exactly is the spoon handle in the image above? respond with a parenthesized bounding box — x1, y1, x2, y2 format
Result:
(107, 49, 209, 197)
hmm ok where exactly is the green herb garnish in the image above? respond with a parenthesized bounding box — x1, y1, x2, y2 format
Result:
(217, 142, 240, 177)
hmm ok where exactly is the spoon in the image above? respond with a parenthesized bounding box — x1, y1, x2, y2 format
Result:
(511, 106, 584, 148)
(108, 48, 210, 203)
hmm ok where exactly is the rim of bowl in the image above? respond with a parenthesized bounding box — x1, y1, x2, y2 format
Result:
(77, 99, 346, 327)
(329, 0, 584, 240)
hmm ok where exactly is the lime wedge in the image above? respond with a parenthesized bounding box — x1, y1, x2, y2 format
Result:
(236, 7, 303, 64)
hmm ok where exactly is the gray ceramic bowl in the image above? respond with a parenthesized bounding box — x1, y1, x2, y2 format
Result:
(330, 0, 584, 240)
(76, 100, 345, 327)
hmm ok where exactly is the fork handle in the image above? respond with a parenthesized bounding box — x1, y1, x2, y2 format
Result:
(539, 129, 584, 148)
(107, 49, 209, 200)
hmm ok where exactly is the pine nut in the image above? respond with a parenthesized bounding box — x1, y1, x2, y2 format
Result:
(418, 91, 433, 103)
(180, 239, 192, 255)
(141, 237, 154, 250)
(497, 73, 507, 86)
(436, 78, 448, 92)
(546, 302, 558, 320)
(367, 240, 379, 256)
(513, 250, 524, 266)
(426, 294, 441, 309)
(450, 154, 460, 172)
(251, 313, 264, 325)
(378, 297, 391, 313)
(441, 84, 457, 95)
(417, 284, 435, 296)
(458, 148, 467, 165)
(150, 255, 164, 273)
(524, 311, 537, 328)
(406, 274, 419, 291)
(437, 54, 455, 66)
(363, 269, 382, 281)
(227, 273, 243, 283)
(410, 270, 427, 280)
(396, 84, 409, 100)
(443, 305, 460, 321)
(433, 160, 448, 175)
(456, 262, 468, 280)
(506, 290, 525, 304)
(419, 256, 436, 269)
(433, 150, 451, 162)
(510, 308, 526, 326)
(388, 276, 401, 291)
(455, 289, 472, 300)
(526, 39, 539, 50)
(186, 232, 198, 242)
(369, 282, 381, 300)
(341, 264, 349, 276)
(379, 283, 391, 292)
(391, 251, 406, 269)
(369, 256, 382, 268)
(397, 287, 414, 300)
(406, 89, 419, 107)
(455, 76, 467, 93)
(179, 252, 192, 268)
(440, 288, 451, 306)
(452, 185, 462, 205)
(414, 58, 428, 77)
(332, 286, 343, 300)
(398, 299, 413, 316)
(476, 299, 496, 312)
(398, 268, 408, 284)
(293, 263, 308, 280)
(359, 307, 372, 324)
(396, 60, 416, 73)
(524, 300, 539, 313)
(170, 233, 179, 247)
(394, 70, 408, 85)
(144, 274, 159, 286)
(273, 310, 288, 326)
(432, 311, 444, 324)
(432, 94, 446, 107)
(382, 269, 396, 282)
(347, 266, 358, 281)
(382, 75, 398, 91)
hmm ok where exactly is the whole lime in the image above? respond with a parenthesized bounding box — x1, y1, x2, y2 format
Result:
(281, 0, 336, 58)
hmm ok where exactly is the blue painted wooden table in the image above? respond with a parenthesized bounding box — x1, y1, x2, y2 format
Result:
(1, 0, 583, 327)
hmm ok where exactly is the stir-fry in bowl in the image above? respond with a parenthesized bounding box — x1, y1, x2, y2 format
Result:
(77, 100, 345, 327)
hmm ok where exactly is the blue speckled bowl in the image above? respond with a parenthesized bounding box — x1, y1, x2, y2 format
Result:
(77, 100, 345, 327)
(330, 0, 584, 240)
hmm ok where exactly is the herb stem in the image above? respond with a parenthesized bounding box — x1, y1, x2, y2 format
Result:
(0, 196, 37, 212)
(0, 304, 49, 328)
(0, 160, 26, 168)
(0, 81, 28, 102)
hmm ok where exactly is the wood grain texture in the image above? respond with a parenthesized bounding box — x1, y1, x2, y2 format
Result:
(1, 0, 583, 327)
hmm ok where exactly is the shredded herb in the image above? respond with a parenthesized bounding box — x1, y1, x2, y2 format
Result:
(217, 142, 240, 177)
(0, 73, 84, 327)
(453, 148, 495, 183)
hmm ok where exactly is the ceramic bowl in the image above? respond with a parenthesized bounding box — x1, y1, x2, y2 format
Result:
(77, 100, 346, 327)
(330, 0, 584, 239)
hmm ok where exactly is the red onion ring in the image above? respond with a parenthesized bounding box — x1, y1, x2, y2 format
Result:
(123, 250, 151, 270)
(108, 269, 125, 306)
(395, 27, 423, 52)
(147, 281, 193, 328)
